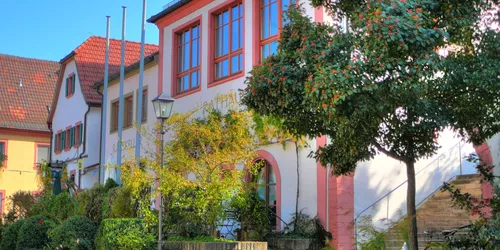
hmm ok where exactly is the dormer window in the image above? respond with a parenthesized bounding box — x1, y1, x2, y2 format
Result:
(65, 74, 76, 98)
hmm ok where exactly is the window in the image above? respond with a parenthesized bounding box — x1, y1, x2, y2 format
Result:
(260, 0, 296, 59)
(54, 133, 60, 153)
(137, 89, 148, 122)
(65, 74, 76, 97)
(176, 23, 201, 94)
(0, 141, 6, 167)
(60, 131, 66, 152)
(125, 96, 133, 127)
(256, 159, 277, 229)
(111, 101, 119, 132)
(35, 144, 49, 166)
(0, 190, 4, 218)
(214, 3, 244, 80)
(74, 123, 83, 147)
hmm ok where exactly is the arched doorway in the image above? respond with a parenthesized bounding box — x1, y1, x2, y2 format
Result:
(255, 150, 281, 230)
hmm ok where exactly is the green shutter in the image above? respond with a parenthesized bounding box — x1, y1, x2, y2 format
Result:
(72, 75, 76, 94)
(70, 127, 74, 147)
(65, 78, 69, 96)
(79, 124, 84, 144)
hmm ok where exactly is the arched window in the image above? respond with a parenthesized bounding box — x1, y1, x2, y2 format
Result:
(256, 159, 277, 228)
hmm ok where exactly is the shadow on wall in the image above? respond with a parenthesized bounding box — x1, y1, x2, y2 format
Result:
(354, 135, 477, 231)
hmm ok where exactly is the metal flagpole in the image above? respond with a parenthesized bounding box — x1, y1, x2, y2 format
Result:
(116, 6, 126, 183)
(100, 16, 110, 184)
(135, 0, 147, 158)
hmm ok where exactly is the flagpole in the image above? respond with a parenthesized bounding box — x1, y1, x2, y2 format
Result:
(135, 0, 147, 158)
(116, 6, 126, 183)
(100, 16, 110, 184)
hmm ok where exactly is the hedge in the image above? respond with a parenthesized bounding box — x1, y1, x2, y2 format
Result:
(49, 215, 97, 250)
(0, 219, 25, 249)
(16, 215, 56, 249)
(95, 218, 155, 250)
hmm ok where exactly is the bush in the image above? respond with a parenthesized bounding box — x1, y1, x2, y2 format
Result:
(103, 178, 119, 192)
(95, 218, 155, 250)
(31, 192, 79, 223)
(78, 184, 106, 224)
(0, 219, 25, 250)
(107, 186, 136, 218)
(16, 215, 56, 249)
(49, 216, 97, 250)
(3, 191, 37, 223)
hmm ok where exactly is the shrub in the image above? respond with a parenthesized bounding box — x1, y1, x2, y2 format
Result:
(95, 218, 155, 250)
(107, 186, 136, 218)
(3, 191, 37, 223)
(31, 192, 79, 223)
(103, 178, 119, 192)
(49, 216, 97, 250)
(0, 219, 25, 250)
(16, 215, 56, 249)
(78, 184, 106, 224)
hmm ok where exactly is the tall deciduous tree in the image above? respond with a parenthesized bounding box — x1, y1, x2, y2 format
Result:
(241, 1, 500, 249)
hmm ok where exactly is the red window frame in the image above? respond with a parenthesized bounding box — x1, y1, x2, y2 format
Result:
(0, 190, 5, 219)
(66, 74, 75, 98)
(210, 1, 244, 85)
(74, 122, 82, 147)
(55, 131, 62, 154)
(124, 96, 133, 128)
(0, 139, 8, 168)
(172, 16, 202, 98)
(34, 142, 50, 170)
(65, 127, 71, 151)
(111, 100, 119, 132)
(254, 0, 296, 64)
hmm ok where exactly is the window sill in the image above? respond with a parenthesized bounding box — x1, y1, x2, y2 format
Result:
(64, 147, 71, 152)
(65, 93, 74, 99)
(173, 87, 201, 99)
(209, 73, 244, 88)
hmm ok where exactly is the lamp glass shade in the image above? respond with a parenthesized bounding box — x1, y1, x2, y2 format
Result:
(152, 93, 175, 119)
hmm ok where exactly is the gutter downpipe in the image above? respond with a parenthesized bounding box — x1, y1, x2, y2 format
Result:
(78, 105, 92, 189)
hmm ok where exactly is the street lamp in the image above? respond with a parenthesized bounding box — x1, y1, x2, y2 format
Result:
(151, 93, 174, 250)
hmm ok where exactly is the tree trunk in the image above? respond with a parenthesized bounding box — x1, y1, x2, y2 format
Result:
(405, 160, 418, 250)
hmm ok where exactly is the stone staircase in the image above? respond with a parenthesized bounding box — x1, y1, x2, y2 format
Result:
(385, 174, 482, 250)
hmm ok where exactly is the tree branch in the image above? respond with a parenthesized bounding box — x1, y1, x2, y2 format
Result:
(373, 141, 409, 162)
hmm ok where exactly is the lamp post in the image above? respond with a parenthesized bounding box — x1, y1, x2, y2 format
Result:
(151, 93, 175, 250)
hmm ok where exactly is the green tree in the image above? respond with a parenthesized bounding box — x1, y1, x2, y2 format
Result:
(241, 1, 500, 249)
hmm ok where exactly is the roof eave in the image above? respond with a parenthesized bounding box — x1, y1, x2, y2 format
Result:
(147, 0, 191, 24)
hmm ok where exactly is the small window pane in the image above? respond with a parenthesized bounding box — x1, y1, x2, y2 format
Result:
(191, 71, 199, 88)
(0, 142, 4, 154)
(222, 25, 229, 55)
(231, 55, 240, 73)
(232, 5, 239, 21)
(216, 59, 229, 79)
(222, 10, 229, 25)
(184, 30, 190, 43)
(261, 5, 269, 38)
(192, 38, 199, 67)
(37, 146, 49, 164)
(231, 20, 240, 52)
(261, 44, 269, 59)
(192, 25, 199, 38)
(270, 2, 278, 36)
(216, 28, 223, 57)
(270, 40, 278, 55)
(183, 43, 190, 71)
(178, 45, 184, 72)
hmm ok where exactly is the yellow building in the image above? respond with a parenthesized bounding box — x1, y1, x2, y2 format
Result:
(0, 54, 59, 217)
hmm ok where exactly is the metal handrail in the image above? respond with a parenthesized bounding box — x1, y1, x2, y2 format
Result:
(354, 141, 463, 222)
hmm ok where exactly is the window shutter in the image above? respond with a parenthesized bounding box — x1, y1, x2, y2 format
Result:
(72, 75, 76, 94)
(65, 78, 69, 96)
(79, 124, 84, 144)
(70, 127, 74, 147)
(61, 131, 65, 149)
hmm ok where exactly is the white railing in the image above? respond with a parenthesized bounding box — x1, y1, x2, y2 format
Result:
(354, 141, 476, 246)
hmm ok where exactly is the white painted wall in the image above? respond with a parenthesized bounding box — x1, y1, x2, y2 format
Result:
(158, 0, 320, 226)
(487, 133, 500, 176)
(51, 59, 101, 189)
(354, 129, 477, 231)
(103, 64, 159, 171)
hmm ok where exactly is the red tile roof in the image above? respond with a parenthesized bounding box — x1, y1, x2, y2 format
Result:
(69, 36, 159, 104)
(0, 54, 60, 132)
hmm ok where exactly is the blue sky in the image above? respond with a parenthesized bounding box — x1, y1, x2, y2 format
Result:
(0, 0, 167, 61)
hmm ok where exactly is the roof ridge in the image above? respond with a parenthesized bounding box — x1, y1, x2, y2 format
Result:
(0, 53, 59, 63)
(80, 36, 158, 50)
